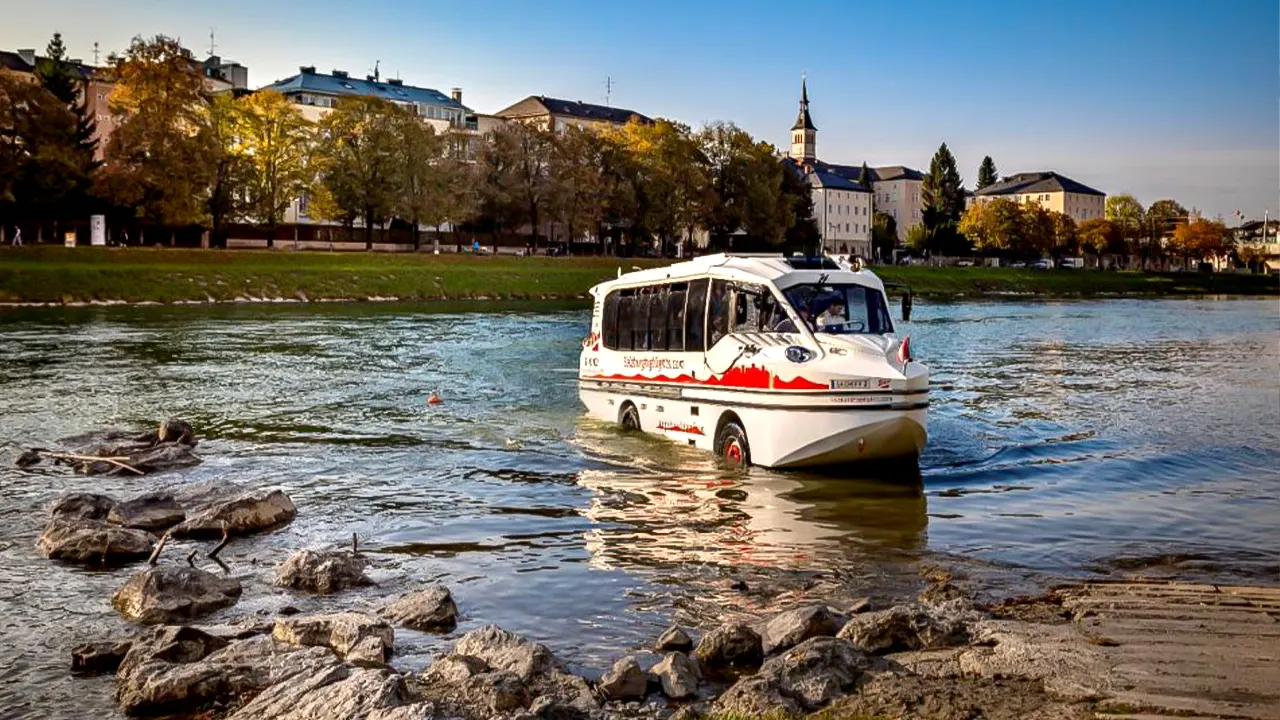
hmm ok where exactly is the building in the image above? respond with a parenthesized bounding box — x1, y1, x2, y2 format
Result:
(972, 171, 1106, 222)
(259, 66, 474, 133)
(203, 55, 249, 90)
(494, 95, 652, 132)
(807, 167, 873, 256)
(870, 166, 925, 240)
(782, 80, 924, 251)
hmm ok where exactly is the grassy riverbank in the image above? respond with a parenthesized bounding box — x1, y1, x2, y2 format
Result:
(1, 247, 1275, 304)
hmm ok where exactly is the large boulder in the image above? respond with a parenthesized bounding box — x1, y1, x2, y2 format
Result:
(453, 625, 560, 681)
(381, 585, 458, 631)
(275, 550, 373, 594)
(37, 517, 154, 564)
(655, 625, 694, 652)
(461, 671, 531, 714)
(760, 605, 843, 655)
(598, 656, 649, 701)
(837, 604, 970, 654)
(112, 566, 243, 624)
(227, 667, 415, 720)
(115, 631, 340, 715)
(651, 652, 699, 700)
(422, 653, 489, 684)
(171, 489, 296, 537)
(693, 622, 762, 677)
(714, 637, 866, 715)
(273, 612, 394, 666)
(108, 493, 185, 531)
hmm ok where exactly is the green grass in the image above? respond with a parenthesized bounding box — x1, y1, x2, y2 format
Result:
(0, 247, 1274, 305)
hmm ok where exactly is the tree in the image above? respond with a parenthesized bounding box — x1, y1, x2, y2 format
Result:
(976, 156, 998, 190)
(234, 90, 313, 246)
(1145, 198, 1188, 258)
(1104, 193, 1145, 257)
(1171, 218, 1232, 267)
(616, 119, 711, 256)
(905, 223, 929, 251)
(548, 125, 607, 250)
(205, 93, 248, 247)
(871, 211, 897, 261)
(388, 114, 448, 249)
(1078, 218, 1121, 258)
(29, 32, 98, 226)
(1049, 211, 1078, 257)
(779, 161, 819, 255)
(921, 142, 966, 253)
(96, 35, 217, 234)
(0, 75, 85, 236)
(314, 96, 401, 248)
(958, 202, 994, 251)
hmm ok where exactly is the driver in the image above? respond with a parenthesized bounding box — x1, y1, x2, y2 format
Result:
(816, 297, 846, 332)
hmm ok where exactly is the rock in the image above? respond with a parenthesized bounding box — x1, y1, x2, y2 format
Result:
(712, 676, 803, 716)
(453, 624, 561, 681)
(693, 622, 762, 676)
(652, 652, 699, 700)
(760, 605, 843, 655)
(531, 670, 597, 715)
(599, 657, 649, 701)
(115, 631, 339, 715)
(381, 585, 458, 631)
(37, 516, 155, 564)
(274, 550, 373, 594)
(15, 449, 42, 467)
(713, 637, 866, 715)
(108, 493, 185, 530)
(171, 489, 296, 537)
(837, 604, 970, 654)
(112, 566, 243, 624)
(463, 671, 532, 714)
(273, 612, 394, 664)
(196, 618, 276, 640)
(655, 625, 694, 652)
(71, 640, 133, 674)
(669, 702, 709, 720)
(50, 493, 116, 520)
(953, 619, 1113, 703)
(227, 667, 413, 719)
(155, 418, 197, 445)
(423, 653, 489, 684)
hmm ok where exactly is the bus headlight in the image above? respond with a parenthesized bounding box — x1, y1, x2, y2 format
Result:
(786, 346, 814, 363)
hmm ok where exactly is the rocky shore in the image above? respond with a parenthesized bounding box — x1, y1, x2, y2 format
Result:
(22, 420, 1278, 719)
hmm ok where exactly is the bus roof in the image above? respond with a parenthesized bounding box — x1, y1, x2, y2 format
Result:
(590, 253, 886, 296)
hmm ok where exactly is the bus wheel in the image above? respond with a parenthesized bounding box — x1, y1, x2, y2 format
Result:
(716, 421, 750, 467)
(619, 403, 641, 432)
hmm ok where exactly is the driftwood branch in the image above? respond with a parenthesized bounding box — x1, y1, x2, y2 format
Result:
(147, 531, 170, 566)
(37, 451, 144, 476)
(352, 532, 359, 556)
(186, 549, 198, 567)
(208, 522, 230, 560)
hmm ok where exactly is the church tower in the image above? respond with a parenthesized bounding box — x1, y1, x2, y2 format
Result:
(790, 76, 817, 163)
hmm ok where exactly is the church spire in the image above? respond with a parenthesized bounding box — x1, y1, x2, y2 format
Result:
(792, 75, 816, 132)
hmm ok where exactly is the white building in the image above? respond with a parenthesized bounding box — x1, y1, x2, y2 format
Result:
(808, 168, 872, 257)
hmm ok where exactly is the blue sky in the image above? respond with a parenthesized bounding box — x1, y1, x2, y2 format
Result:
(5, 0, 1277, 220)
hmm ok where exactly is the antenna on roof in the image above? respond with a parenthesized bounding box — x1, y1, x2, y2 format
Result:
(92, 41, 100, 66)
(208, 27, 216, 57)
(373, 59, 380, 82)
(605, 76, 614, 107)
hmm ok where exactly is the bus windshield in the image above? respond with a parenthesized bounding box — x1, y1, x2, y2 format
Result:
(783, 283, 894, 335)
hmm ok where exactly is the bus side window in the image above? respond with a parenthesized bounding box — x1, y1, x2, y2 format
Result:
(685, 279, 708, 352)
(666, 288, 686, 351)
(708, 279, 730, 348)
(635, 292, 652, 350)
(616, 293, 635, 351)
(650, 288, 668, 351)
(602, 292, 619, 349)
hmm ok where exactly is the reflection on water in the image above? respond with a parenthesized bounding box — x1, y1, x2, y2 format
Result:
(0, 298, 1277, 719)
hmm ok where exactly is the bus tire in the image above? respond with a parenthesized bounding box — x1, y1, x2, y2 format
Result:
(715, 421, 750, 467)
(619, 403, 641, 432)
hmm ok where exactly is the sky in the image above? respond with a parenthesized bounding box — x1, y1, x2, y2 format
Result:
(4, 0, 1277, 221)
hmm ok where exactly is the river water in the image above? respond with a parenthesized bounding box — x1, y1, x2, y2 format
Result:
(1, 297, 1277, 718)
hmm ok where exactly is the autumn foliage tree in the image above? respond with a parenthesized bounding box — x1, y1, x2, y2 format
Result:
(1170, 218, 1232, 266)
(234, 90, 313, 246)
(97, 35, 217, 237)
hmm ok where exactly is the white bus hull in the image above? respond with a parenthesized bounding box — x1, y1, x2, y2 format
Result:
(579, 384, 926, 469)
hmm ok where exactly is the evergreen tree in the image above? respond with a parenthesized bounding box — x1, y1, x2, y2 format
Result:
(920, 142, 966, 253)
(976, 156, 998, 190)
(36, 33, 98, 161)
(859, 161, 873, 191)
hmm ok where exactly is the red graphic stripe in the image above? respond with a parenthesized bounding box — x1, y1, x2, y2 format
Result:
(584, 364, 827, 391)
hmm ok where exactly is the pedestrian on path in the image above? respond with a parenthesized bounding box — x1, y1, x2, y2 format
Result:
(11, 227, 21, 247)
